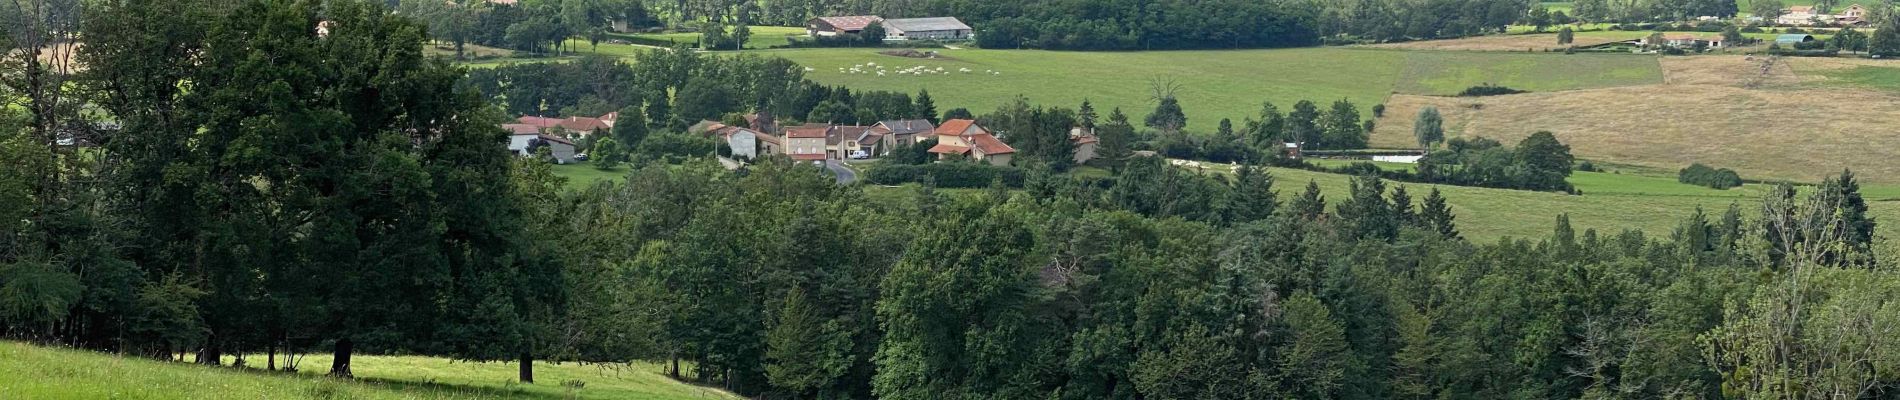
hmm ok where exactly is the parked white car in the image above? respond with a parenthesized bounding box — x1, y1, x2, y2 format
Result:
(850, 150, 870, 159)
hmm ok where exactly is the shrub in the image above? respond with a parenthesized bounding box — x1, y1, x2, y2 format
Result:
(1576, 160, 1600, 172)
(1678, 163, 1743, 189)
(864, 162, 1025, 188)
(1458, 84, 1527, 97)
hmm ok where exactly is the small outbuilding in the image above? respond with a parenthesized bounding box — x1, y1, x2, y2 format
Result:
(1775, 34, 1816, 44)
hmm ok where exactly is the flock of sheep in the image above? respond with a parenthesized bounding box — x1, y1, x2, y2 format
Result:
(802, 62, 1001, 77)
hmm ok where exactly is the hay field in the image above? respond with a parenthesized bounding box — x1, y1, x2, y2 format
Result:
(1371, 55, 1900, 183)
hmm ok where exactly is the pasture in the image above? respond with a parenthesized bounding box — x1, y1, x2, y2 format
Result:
(1371, 55, 1900, 183)
(0, 341, 740, 400)
(757, 47, 1664, 132)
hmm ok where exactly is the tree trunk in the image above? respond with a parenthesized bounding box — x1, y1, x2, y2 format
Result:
(670, 354, 681, 379)
(518, 350, 535, 384)
(200, 338, 222, 366)
(330, 337, 353, 378)
(268, 344, 277, 371)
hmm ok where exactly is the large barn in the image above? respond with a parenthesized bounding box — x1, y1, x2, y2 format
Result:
(807, 16, 883, 37)
(881, 17, 973, 41)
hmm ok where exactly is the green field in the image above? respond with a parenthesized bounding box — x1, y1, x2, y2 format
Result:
(610, 26, 810, 50)
(0, 341, 739, 400)
(553, 162, 630, 191)
(751, 47, 1661, 132)
(1394, 51, 1662, 95)
(1817, 65, 1900, 92)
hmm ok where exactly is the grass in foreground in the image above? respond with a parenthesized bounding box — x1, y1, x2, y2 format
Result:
(0, 341, 738, 400)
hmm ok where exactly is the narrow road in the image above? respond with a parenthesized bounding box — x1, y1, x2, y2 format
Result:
(826, 160, 858, 185)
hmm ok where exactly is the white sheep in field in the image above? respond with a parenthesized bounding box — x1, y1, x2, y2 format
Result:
(877, 71, 886, 76)
(804, 67, 815, 72)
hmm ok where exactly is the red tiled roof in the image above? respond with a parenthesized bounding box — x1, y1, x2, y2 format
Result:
(518, 114, 611, 133)
(786, 124, 831, 138)
(967, 133, 1015, 155)
(501, 123, 541, 135)
(1072, 135, 1099, 145)
(934, 119, 979, 136)
(927, 144, 971, 154)
(813, 16, 882, 31)
(756, 133, 782, 145)
(790, 153, 828, 161)
(537, 134, 574, 146)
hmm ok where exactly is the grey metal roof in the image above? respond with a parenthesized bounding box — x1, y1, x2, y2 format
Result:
(883, 17, 971, 33)
(876, 119, 936, 135)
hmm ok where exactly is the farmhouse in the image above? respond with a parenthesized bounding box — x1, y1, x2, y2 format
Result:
(503, 123, 578, 164)
(881, 17, 973, 41)
(1656, 34, 1723, 49)
(1836, 4, 1871, 25)
(871, 119, 936, 154)
(927, 119, 1015, 166)
(1779, 6, 1819, 25)
(807, 16, 882, 37)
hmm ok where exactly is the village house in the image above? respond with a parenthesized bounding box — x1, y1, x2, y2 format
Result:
(927, 119, 1015, 166)
(870, 119, 936, 155)
(503, 123, 578, 164)
(807, 16, 882, 37)
(784, 124, 833, 162)
(827, 125, 873, 159)
(515, 112, 616, 137)
(1071, 128, 1100, 164)
(881, 17, 974, 41)
(694, 121, 769, 160)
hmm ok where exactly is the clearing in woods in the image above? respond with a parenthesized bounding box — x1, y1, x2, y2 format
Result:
(0, 341, 741, 400)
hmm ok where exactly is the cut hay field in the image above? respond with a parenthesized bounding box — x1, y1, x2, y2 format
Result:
(0, 341, 739, 400)
(1371, 55, 1900, 184)
(753, 47, 1662, 132)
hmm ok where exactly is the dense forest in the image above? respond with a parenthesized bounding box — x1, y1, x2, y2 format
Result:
(6, 1, 1900, 400)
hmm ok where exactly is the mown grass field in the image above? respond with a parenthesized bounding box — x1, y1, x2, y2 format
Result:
(1394, 51, 1662, 94)
(0, 341, 739, 400)
(612, 26, 810, 49)
(753, 47, 1664, 132)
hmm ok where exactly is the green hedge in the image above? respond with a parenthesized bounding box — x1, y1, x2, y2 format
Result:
(865, 162, 1025, 188)
(1678, 163, 1743, 189)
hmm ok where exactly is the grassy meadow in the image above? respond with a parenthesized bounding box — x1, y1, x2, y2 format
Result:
(753, 47, 1665, 132)
(0, 341, 740, 400)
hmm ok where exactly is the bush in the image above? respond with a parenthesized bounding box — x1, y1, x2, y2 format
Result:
(1576, 160, 1600, 172)
(1458, 84, 1527, 97)
(1678, 163, 1743, 189)
(864, 162, 1026, 188)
